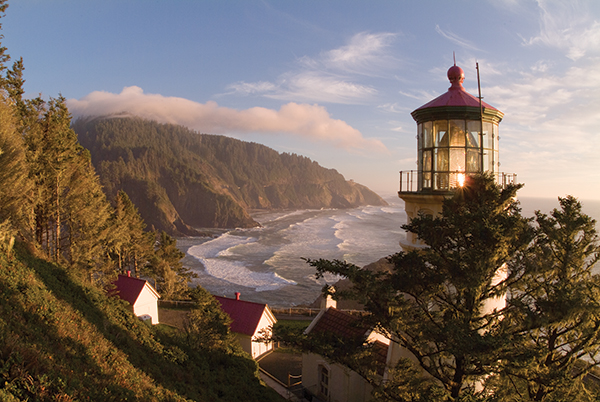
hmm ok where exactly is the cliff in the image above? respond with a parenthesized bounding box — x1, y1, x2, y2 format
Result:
(73, 116, 387, 236)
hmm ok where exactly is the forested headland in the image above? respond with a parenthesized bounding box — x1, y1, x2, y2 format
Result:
(73, 115, 387, 236)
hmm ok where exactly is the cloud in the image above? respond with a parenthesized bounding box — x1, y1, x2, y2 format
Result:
(225, 32, 397, 104)
(525, 0, 600, 60)
(483, 57, 600, 198)
(67, 86, 388, 154)
(320, 32, 397, 74)
(435, 25, 482, 52)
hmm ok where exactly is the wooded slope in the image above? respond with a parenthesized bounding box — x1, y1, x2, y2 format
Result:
(73, 116, 387, 236)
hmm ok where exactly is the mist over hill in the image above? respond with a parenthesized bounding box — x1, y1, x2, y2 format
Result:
(73, 116, 387, 236)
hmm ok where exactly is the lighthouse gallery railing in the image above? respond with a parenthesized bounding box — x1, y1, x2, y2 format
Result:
(398, 170, 518, 193)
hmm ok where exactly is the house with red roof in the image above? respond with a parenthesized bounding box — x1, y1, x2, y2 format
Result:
(113, 273, 160, 325)
(214, 293, 277, 359)
(302, 305, 403, 402)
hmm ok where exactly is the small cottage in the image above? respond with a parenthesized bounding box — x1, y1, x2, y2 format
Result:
(215, 293, 277, 359)
(113, 273, 160, 325)
(302, 306, 401, 402)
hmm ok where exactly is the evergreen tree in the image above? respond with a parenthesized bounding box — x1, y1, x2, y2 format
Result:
(107, 190, 152, 275)
(0, 0, 10, 87)
(305, 174, 534, 401)
(61, 147, 111, 278)
(498, 196, 600, 401)
(147, 231, 195, 299)
(0, 96, 33, 248)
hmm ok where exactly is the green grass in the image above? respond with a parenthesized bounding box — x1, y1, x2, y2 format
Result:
(276, 319, 311, 331)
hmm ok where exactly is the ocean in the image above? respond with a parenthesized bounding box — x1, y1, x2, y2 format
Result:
(177, 195, 600, 308)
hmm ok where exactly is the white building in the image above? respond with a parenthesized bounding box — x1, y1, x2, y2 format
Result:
(215, 293, 277, 359)
(113, 273, 160, 325)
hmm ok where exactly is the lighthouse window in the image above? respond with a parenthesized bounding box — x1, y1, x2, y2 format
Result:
(434, 120, 448, 146)
(435, 148, 449, 171)
(423, 150, 432, 172)
(449, 120, 465, 146)
(434, 173, 449, 191)
(467, 149, 480, 172)
(422, 121, 433, 148)
(483, 152, 493, 173)
(483, 122, 494, 149)
(450, 148, 465, 172)
(467, 120, 480, 147)
(493, 123, 499, 152)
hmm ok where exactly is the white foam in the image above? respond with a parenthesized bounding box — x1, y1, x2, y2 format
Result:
(187, 232, 296, 292)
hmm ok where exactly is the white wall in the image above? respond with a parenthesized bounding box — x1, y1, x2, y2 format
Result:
(133, 284, 159, 325)
(302, 353, 372, 402)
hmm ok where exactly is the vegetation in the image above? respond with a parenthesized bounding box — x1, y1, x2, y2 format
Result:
(72, 116, 387, 236)
(0, 243, 282, 401)
(0, 3, 281, 400)
(296, 174, 600, 402)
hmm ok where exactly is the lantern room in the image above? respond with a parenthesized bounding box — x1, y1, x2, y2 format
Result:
(408, 64, 504, 192)
(398, 63, 516, 250)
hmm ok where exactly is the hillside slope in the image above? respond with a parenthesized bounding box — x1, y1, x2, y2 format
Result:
(0, 245, 282, 402)
(73, 116, 387, 236)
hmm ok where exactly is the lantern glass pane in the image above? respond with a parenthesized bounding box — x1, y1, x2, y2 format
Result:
(423, 150, 432, 172)
(450, 148, 465, 172)
(423, 121, 433, 148)
(449, 120, 465, 146)
(435, 148, 449, 171)
(422, 172, 432, 189)
(467, 149, 480, 172)
(466, 120, 480, 147)
(483, 122, 493, 149)
(434, 121, 448, 146)
(483, 151, 492, 172)
(434, 173, 449, 191)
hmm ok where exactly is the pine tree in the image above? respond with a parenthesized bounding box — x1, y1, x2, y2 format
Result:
(305, 174, 534, 401)
(498, 196, 600, 401)
(0, 96, 33, 249)
(107, 190, 151, 275)
(61, 147, 111, 277)
(147, 231, 195, 299)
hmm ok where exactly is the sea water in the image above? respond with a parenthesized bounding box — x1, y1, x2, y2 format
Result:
(177, 195, 600, 308)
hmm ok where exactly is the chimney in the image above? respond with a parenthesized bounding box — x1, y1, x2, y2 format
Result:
(235, 292, 240, 300)
(320, 287, 337, 310)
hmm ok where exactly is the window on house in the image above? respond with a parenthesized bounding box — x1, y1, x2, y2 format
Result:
(318, 365, 329, 399)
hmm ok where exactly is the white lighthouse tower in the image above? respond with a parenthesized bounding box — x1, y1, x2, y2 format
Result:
(398, 63, 516, 251)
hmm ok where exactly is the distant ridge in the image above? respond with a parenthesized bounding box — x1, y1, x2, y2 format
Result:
(73, 116, 387, 236)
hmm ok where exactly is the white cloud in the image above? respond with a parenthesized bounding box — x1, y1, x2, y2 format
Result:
(320, 32, 397, 74)
(225, 32, 397, 104)
(67, 86, 388, 154)
(434, 25, 482, 52)
(525, 0, 600, 60)
(483, 57, 600, 199)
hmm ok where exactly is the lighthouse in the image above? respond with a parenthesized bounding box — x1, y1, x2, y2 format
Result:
(398, 63, 516, 251)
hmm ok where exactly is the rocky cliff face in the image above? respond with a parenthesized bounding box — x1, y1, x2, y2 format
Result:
(74, 116, 387, 236)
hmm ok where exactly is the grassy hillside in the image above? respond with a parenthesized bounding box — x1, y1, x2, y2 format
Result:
(0, 244, 282, 402)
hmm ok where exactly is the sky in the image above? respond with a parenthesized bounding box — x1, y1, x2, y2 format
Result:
(3, 0, 600, 201)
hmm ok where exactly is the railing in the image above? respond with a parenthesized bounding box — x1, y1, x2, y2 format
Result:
(399, 170, 517, 194)
(288, 373, 302, 388)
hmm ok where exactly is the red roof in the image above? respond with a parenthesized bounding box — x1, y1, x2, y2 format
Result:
(214, 296, 273, 336)
(414, 64, 499, 112)
(112, 275, 157, 305)
(309, 308, 369, 339)
(308, 308, 389, 375)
